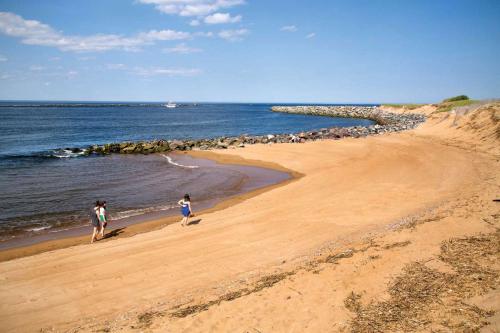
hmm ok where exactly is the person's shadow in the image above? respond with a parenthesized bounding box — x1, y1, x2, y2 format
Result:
(187, 219, 202, 226)
(102, 227, 126, 239)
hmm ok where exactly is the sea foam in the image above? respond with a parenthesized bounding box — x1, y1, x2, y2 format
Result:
(161, 155, 199, 169)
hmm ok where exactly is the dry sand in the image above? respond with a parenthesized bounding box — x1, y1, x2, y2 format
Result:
(0, 103, 498, 332)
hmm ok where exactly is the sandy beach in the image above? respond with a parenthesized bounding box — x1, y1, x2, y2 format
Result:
(0, 103, 498, 332)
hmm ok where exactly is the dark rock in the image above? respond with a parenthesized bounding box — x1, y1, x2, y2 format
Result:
(169, 140, 185, 151)
(121, 145, 136, 154)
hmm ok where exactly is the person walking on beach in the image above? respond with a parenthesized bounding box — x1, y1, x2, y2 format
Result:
(100, 201, 110, 237)
(90, 201, 101, 243)
(97, 201, 107, 237)
(178, 194, 193, 227)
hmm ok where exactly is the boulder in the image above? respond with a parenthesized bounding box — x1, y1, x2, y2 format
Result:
(217, 142, 228, 149)
(141, 143, 155, 154)
(121, 145, 136, 153)
(169, 140, 185, 151)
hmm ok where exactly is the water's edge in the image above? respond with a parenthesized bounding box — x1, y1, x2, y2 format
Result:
(0, 104, 426, 261)
(0, 151, 297, 259)
(33, 105, 424, 158)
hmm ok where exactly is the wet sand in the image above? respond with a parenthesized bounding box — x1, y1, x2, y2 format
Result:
(0, 103, 498, 332)
(0, 153, 295, 261)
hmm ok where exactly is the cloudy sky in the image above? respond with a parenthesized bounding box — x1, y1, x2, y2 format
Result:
(0, 0, 499, 103)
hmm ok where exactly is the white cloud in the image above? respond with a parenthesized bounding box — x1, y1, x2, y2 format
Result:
(218, 28, 248, 41)
(138, 0, 245, 17)
(1, 74, 11, 79)
(78, 56, 96, 61)
(29, 65, 45, 71)
(163, 43, 202, 54)
(104, 63, 201, 76)
(194, 31, 214, 37)
(66, 70, 78, 77)
(107, 63, 126, 70)
(133, 67, 202, 77)
(306, 32, 316, 39)
(204, 12, 241, 24)
(138, 29, 191, 41)
(49, 56, 60, 61)
(280, 25, 297, 32)
(190, 19, 200, 26)
(0, 12, 191, 52)
(0, 55, 7, 61)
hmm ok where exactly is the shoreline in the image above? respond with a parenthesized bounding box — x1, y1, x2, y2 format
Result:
(0, 106, 404, 261)
(50, 105, 422, 156)
(0, 151, 303, 263)
(0, 102, 497, 332)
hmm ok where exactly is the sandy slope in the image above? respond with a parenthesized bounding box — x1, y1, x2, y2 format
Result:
(0, 104, 498, 332)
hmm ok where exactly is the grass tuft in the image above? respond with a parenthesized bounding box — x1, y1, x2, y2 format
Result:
(443, 95, 469, 102)
(381, 103, 424, 110)
(435, 99, 478, 113)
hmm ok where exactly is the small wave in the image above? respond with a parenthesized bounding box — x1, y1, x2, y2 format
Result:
(161, 155, 199, 169)
(25, 225, 52, 232)
(112, 204, 177, 220)
(1, 149, 87, 160)
(50, 149, 86, 158)
(48, 225, 84, 233)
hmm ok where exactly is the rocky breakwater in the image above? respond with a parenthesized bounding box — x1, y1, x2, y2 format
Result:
(75, 105, 425, 156)
(271, 105, 425, 130)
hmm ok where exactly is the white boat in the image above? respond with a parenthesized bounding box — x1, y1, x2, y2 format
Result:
(164, 101, 177, 108)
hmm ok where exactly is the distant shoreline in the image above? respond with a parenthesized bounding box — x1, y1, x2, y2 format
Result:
(50, 105, 423, 156)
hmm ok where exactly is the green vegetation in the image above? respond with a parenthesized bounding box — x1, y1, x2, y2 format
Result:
(382, 95, 480, 114)
(435, 98, 478, 113)
(381, 103, 425, 110)
(442, 95, 469, 102)
(382, 95, 479, 113)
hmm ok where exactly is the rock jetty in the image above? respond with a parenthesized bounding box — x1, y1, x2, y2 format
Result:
(75, 105, 425, 155)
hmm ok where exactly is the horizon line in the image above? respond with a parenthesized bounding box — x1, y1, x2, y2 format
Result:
(0, 98, 438, 105)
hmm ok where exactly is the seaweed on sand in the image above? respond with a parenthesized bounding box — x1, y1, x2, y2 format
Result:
(383, 240, 411, 250)
(345, 231, 499, 332)
(132, 311, 164, 329)
(324, 249, 355, 264)
(170, 272, 294, 318)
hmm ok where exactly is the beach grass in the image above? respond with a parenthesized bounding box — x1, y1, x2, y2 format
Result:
(442, 94, 469, 102)
(381, 103, 425, 110)
(383, 95, 480, 113)
(434, 99, 478, 112)
(433, 94, 480, 113)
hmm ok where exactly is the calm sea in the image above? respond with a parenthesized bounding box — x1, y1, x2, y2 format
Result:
(0, 102, 375, 242)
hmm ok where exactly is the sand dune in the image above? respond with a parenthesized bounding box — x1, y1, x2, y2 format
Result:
(0, 104, 498, 332)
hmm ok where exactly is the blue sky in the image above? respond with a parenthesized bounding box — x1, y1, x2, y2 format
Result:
(0, 0, 499, 103)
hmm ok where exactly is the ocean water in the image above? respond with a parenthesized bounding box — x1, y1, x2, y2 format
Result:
(0, 102, 375, 242)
